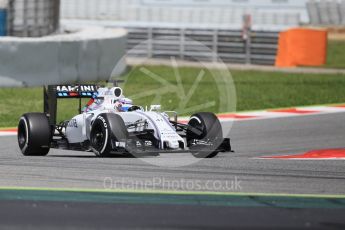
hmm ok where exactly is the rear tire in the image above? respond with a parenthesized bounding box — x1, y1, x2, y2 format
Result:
(90, 113, 128, 157)
(187, 112, 223, 158)
(17, 113, 51, 156)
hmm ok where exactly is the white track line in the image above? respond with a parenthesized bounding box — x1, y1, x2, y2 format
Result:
(0, 132, 17, 137)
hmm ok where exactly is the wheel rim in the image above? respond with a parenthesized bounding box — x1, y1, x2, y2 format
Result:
(91, 124, 105, 152)
(18, 118, 29, 153)
(18, 121, 27, 147)
(187, 117, 205, 142)
(187, 115, 220, 158)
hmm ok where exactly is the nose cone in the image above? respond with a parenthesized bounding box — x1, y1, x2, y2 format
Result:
(167, 140, 180, 149)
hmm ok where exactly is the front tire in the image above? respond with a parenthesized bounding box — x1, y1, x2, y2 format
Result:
(17, 113, 51, 156)
(187, 112, 223, 158)
(90, 113, 128, 157)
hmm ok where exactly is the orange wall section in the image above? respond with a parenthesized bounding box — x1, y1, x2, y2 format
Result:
(275, 28, 328, 67)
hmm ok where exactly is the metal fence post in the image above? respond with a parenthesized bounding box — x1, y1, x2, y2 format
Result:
(148, 27, 153, 58)
(180, 28, 185, 60)
(242, 14, 252, 65)
(212, 29, 218, 63)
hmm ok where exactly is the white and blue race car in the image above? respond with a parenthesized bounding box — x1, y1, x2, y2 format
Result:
(17, 84, 231, 158)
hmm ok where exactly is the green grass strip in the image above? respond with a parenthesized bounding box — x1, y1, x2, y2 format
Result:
(326, 40, 345, 69)
(0, 186, 345, 209)
(1, 66, 345, 127)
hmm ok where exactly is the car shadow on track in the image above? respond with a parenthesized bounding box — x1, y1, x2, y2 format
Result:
(48, 154, 136, 159)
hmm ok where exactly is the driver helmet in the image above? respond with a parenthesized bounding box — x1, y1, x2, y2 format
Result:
(116, 98, 133, 112)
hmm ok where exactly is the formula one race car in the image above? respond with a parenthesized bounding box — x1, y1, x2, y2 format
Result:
(17, 84, 231, 158)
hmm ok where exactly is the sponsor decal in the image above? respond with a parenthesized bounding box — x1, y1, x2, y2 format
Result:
(97, 116, 108, 128)
(56, 85, 97, 98)
(56, 85, 96, 92)
(67, 119, 78, 128)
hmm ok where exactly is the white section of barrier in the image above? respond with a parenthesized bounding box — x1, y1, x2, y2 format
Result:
(61, 0, 309, 30)
(307, 0, 345, 25)
(0, 0, 7, 8)
(0, 27, 127, 87)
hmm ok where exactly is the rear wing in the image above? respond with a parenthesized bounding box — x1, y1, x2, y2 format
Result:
(44, 85, 98, 125)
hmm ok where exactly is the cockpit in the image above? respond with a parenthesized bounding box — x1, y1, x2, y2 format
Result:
(83, 87, 136, 113)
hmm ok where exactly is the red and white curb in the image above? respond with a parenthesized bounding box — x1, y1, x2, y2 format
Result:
(179, 104, 345, 123)
(259, 149, 345, 160)
(0, 128, 17, 137)
(2, 104, 345, 137)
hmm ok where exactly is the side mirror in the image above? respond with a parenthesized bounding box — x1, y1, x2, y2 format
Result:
(150, 105, 161, 112)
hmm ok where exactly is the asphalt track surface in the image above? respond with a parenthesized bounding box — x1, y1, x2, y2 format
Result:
(1, 112, 344, 194)
(1, 112, 345, 229)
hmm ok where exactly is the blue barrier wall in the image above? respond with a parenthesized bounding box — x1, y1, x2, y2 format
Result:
(0, 9, 6, 36)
